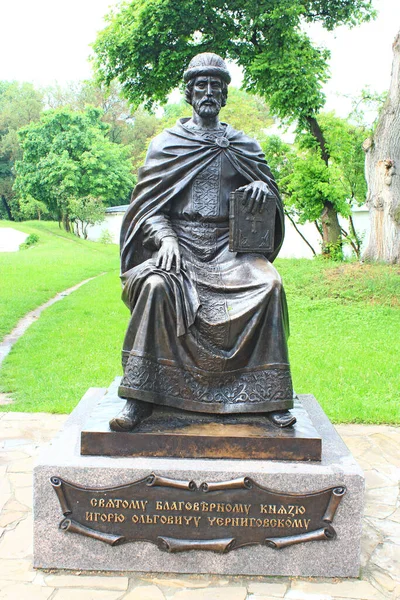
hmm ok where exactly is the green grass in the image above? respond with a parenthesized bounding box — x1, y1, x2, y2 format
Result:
(0, 239, 399, 423)
(1, 271, 126, 413)
(0, 221, 119, 338)
(276, 258, 400, 423)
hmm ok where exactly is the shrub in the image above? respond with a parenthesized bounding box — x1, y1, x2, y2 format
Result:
(20, 233, 39, 249)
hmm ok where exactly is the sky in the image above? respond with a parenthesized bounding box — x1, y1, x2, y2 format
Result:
(1, 0, 400, 119)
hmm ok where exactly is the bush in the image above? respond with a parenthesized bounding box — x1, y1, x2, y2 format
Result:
(98, 230, 114, 245)
(20, 233, 39, 249)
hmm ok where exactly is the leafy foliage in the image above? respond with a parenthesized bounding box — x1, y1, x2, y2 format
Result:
(296, 112, 368, 207)
(14, 108, 135, 229)
(93, 0, 374, 123)
(18, 195, 49, 220)
(20, 232, 39, 249)
(348, 86, 387, 130)
(0, 81, 43, 219)
(68, 195, 105, 239)
(262, 112, 368, 257)
(92, 0, 374, 253)
(44, 80, 137, 145)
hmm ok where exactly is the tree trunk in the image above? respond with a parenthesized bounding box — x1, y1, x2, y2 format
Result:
(62, 213, 71, 233)
(306, 116, 342, 251)
(363, 31, 400, 264)
(306, 116, 330, 165)
(321, 201, 342, 249)
(1, 195, 13, 220)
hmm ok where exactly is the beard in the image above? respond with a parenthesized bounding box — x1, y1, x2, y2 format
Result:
(192, 97, 221, 118)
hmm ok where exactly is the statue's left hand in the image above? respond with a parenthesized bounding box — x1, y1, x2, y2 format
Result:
(237, 181, 272, 214)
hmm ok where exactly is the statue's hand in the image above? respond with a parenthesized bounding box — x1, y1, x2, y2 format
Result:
(237, 181, 273, 214)
(156, 236, 181, 274)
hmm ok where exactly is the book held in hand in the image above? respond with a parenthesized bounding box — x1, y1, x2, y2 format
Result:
(229, 190, 276, 253)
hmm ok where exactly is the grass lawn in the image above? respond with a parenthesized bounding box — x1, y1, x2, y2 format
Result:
(0, 220, 119, 338)
(1, 271, 126, 413)
(0, 234, 399, 423)
(278, 259, 400, 423)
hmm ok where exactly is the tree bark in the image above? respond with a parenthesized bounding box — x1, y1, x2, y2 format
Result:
(321, 201, 342, 249)
(363, 31, 400, 264)
(62, 213, 71, 233)
(1, 195, 13, 220)
(306, 116, 330, 165)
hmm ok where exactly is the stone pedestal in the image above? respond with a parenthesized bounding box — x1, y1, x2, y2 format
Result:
(33, 386, 364, 577)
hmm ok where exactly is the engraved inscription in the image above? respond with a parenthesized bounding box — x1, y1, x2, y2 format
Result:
(51, 475, 346, 552)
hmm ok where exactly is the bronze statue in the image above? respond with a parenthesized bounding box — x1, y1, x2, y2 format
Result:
(110, 53, 296, 432)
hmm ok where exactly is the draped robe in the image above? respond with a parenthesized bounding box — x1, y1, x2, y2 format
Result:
(118, 118, 294, 414)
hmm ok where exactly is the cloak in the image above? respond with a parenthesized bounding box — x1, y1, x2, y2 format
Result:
(120, 118, 285, 274)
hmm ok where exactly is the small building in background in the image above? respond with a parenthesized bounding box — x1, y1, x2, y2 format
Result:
(279, 205, 371, 259)
(86, 205, 128, 245)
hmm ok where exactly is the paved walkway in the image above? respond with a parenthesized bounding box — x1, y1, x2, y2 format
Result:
(0, 413, 399, 600)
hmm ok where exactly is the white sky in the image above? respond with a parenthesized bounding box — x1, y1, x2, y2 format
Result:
(1, 0, 399, 119)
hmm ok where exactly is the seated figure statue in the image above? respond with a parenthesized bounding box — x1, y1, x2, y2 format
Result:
(110, 52, 296, 432)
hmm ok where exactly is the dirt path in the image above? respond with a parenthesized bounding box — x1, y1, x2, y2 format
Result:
(0, 274, 105, 399)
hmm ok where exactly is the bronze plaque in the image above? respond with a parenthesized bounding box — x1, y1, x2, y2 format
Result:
(51, 474, 345, 553)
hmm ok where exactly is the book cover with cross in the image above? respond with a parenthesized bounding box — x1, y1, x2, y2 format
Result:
(229, 190, 276, 253)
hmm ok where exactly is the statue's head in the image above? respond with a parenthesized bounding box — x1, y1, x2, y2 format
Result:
(183, 53, 231, 117)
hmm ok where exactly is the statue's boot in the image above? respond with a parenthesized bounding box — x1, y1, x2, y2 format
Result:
(109, 399, 153, 432)
(268, 410, 297, 428)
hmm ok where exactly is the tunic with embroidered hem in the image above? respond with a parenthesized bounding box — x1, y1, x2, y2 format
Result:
(118, 118, 293, 414)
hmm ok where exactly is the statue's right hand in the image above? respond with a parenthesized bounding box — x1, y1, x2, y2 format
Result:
(156, 236, 181, 274)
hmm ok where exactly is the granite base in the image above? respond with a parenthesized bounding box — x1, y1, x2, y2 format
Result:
(33, 386, 364, 577)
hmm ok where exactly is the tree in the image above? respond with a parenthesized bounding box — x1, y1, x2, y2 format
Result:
(92, 0, 374, 253)
(129, 107, 160, 174)
(44, 80, 137, 145)
(68, 195, 105, 239)
(262, 134, 318, 256)
(18, 195, 49, 221)
(0, 82, 43, 220)
(363, 31, 400, 264)
(14, 107, 135, 231)
(294, 112, 368, 257)
(262, 112, 368, 258)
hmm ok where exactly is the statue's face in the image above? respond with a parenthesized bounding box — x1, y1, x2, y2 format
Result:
(192, 76, 223, 117)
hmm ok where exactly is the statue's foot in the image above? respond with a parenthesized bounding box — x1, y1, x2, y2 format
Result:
(268, 410, 297, 429)
(109, 399, 153, 432)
